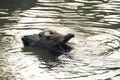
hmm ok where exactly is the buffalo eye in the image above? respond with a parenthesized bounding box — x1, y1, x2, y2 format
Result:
(49, 31, 53, 34)
(39, 34, 42, 37)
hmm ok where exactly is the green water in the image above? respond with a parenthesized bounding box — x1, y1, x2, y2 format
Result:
(0, 0, 120, 80)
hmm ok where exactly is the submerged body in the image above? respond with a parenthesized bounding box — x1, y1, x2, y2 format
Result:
(21, 30, 74, 54)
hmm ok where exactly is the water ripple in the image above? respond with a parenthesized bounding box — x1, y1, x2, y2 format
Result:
(0, 0, 120, 80)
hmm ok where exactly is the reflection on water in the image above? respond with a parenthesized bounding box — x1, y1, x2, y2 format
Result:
(0, 0, 120, 80)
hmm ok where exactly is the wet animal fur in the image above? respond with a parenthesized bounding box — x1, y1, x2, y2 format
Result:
(21, 30, 74, 54)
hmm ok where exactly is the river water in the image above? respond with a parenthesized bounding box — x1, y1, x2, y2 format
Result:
(0, 0, 120, 80)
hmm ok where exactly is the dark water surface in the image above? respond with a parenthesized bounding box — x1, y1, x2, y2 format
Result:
(0, 0, 120, 80)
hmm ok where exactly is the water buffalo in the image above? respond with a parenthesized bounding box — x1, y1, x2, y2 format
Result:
(21, 30, 74, 54)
